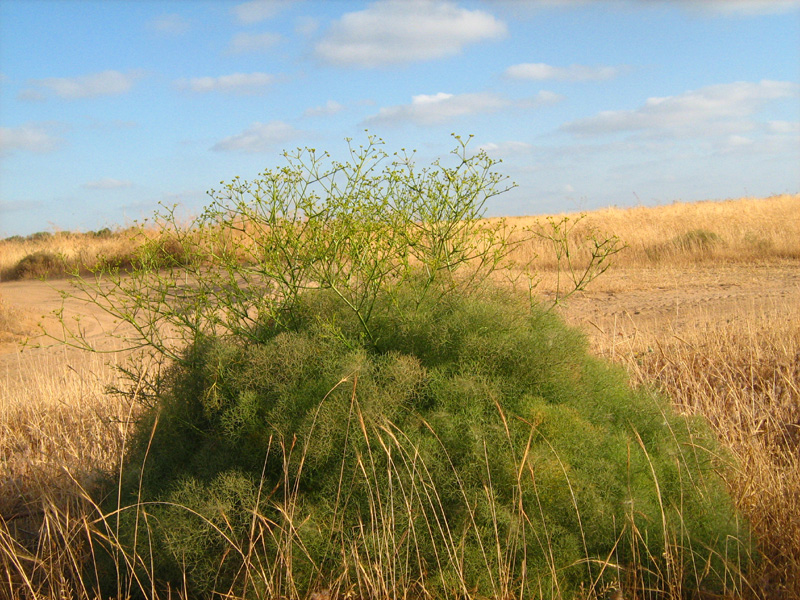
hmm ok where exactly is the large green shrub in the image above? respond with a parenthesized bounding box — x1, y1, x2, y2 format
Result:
(73, 136, 748, 599)
(104, 286, 748, 599)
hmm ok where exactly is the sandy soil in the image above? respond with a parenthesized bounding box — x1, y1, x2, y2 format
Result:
(2, 261, 799, 376)
(0, 277, 134, 385)
(553, 261, 800, 335)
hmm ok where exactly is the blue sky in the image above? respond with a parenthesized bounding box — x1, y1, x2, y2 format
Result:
(1, 0, 798, 236)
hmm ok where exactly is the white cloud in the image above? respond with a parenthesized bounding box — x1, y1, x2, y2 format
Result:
(366, 92, 502, 126)
(232, 0, 294, 24)
(83, 178, 133, 190)
(528, 90, 564, 106)
(176, 73, 275, 94)
(212, 121, 300, 152)
(365, 91, 560, 126)
(228, 32, 282, 54)
(0, 125, 62, 154)
(561, 80, 799, 137)
(303, 100, 345, 117)
(365, 91, 561, 125)
(727, 134, 753, 146)
(676, 0, 800, 16)
(149, 13, 190, 35)
(477, 141, 533, 156)
(767, 120, 800, 134)
(505, 62, 623, 81)
(315, 0, 507, 67)
(24, 70, 143, 100)
(488, 0, 800, 17)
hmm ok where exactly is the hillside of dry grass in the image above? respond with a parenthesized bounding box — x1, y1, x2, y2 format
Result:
(507, 193, 800, 269)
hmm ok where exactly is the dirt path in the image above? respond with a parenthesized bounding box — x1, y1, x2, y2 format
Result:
(0, 278, 131, 384)
(2, 260, 799, 376)
(551, 261, 800, 338)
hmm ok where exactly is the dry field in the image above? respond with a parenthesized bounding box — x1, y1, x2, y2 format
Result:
(0, 193, 798, 598)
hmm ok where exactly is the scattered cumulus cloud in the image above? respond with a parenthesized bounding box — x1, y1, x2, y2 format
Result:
(228, 32, 282, 53)
(0, 125, 62, 154)
(561, 80, 799, 138)
(505, 62, 623, 81)
(676, 0, 800, 16)
(23, 70, 143, 100)
(726, 134, 753, 146)
(365, 91, 561, 126)
(83, 178, 133, 190)
(477, 141, 534, 156)
(175, 72, 276, 94)
(303, 100, 345, 117)
(366, 92, 502, 126)
(212, 120, 300, 152)
(534, 90, 564, 104)
(315, 0, 507, 67)
(767, 120, 800, 134)
(149, 13, 190, 35)
(489, 0, 800, 17)
(232, 0, 295, 24)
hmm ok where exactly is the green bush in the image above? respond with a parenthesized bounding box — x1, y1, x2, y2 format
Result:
(92, 227, 114, 238)
(645, 229, 724, 262)
(12, 250, 66, 279)
(673, 229, 723, 252)
(26, 230, 53, 242)
(73, 136, 749, 599)
(105, 287, 748, 599)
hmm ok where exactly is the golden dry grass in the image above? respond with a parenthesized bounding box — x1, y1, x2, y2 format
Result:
(0, 228, 144, 282)
(0, 192, 799, 598)
(2, 194, 797, 283)
(561, 296, 800, 599)
(506, 193, 800, 270)
(0, 347, 135, 599)
(0, 295, 37, 344)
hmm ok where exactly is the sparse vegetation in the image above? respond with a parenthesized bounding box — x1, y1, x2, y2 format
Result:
(0, 145, 797, 599)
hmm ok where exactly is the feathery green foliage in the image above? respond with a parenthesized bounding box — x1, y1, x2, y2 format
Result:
(104, 287, 748, 599)
(58, 135, 748, 599)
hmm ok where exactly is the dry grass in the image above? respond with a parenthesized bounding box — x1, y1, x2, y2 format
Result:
(0, 192, 799, 598)
(0, 348, 135, 599)
(0, 295, 37, 344)
(0, 230, 136, 282)
(572, 299, 800, 599)
(506, 193, 800, 270)
(2, 194, 797, 284)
